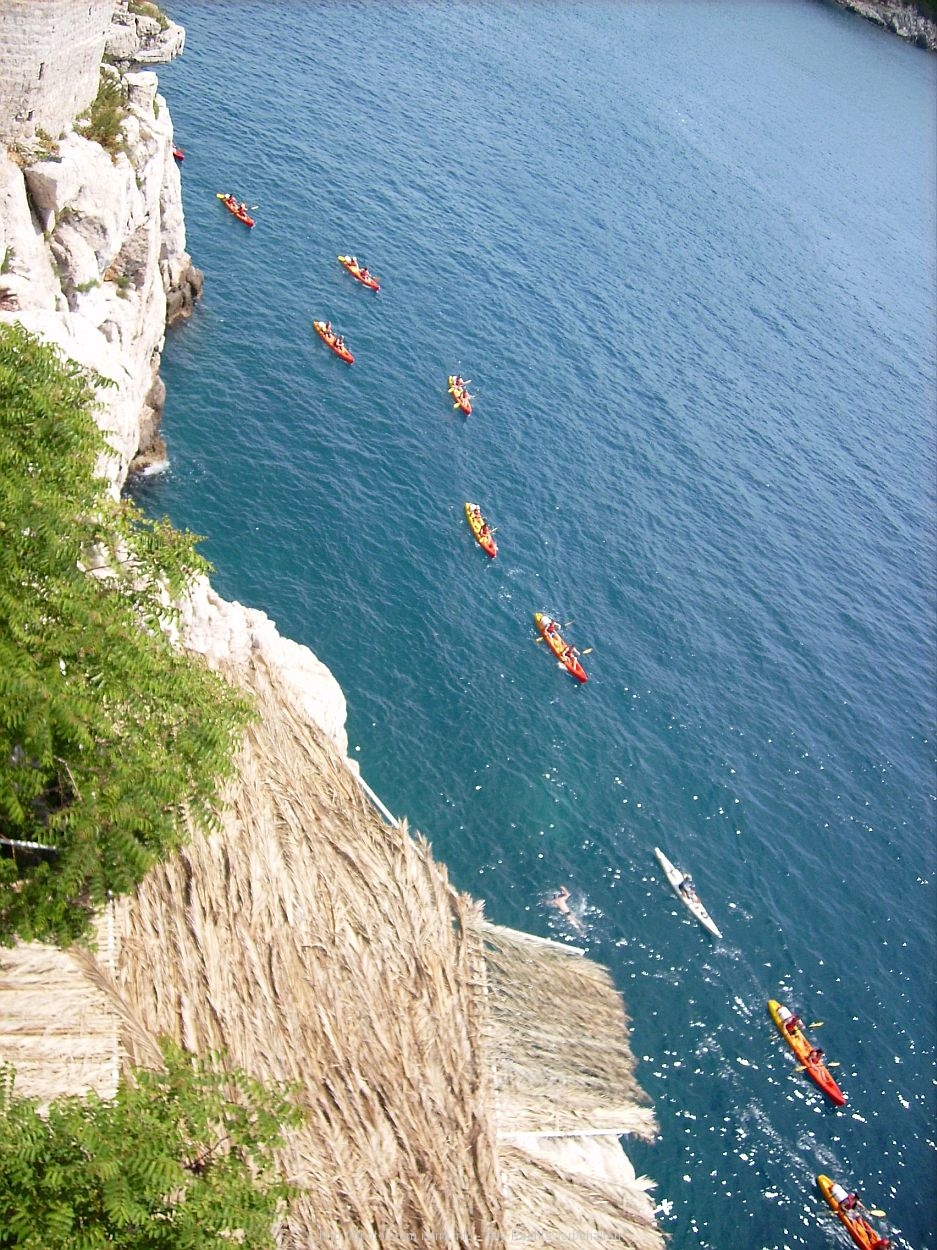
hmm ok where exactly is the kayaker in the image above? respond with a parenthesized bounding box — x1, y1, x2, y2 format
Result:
(678, 873, 697, 899)
(335, 335, 346, 351)
(324, 321, 332, 335)
(806, 1047, 824, 1065)
(784, 1013, 801, 1035)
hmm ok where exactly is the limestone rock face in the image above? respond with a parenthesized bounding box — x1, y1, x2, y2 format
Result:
(179, 578, 350, 757)
(0, 70, 195, 486)
(1, 32, 352, 761)
(106, 7, 186, 66)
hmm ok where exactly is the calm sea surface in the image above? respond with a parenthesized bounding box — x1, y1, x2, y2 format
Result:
(137, 2, 936, 1246)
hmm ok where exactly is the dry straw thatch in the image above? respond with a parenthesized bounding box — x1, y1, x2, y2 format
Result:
(0, 653, 663, 1248)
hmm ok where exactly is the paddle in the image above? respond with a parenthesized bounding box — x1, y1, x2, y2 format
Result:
(795, 1060, 840, 1070)
(807, 1021, 824, 1029)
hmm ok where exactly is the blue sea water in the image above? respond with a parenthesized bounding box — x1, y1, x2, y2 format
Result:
(137, 2, 936, 1246)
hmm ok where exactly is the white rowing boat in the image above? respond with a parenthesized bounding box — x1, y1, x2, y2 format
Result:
(654, 846, 722, 939)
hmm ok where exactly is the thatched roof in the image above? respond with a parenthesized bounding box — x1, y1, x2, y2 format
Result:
(0, 909, 122, 1106)
(0, 653, 663, 1248)
(477, 922, 660, 1245)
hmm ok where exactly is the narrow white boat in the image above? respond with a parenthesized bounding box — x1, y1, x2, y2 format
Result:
(654, 846, 722, 939)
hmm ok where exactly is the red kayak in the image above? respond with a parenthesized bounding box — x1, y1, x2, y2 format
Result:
(173, 146, 185, 162)
(216, 192, 253, 227)
(817, 1176, 891, 1249)
(338, 254, 380, 291)
(312, 321, 354, 364)
(464, 502, 497, 558)
(534, 613, 587, 683)
(448, 374, 472, 415)
(768, 1000, 846, 1105)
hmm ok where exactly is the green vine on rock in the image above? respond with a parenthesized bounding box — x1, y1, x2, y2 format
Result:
(0, 322, 252, 946)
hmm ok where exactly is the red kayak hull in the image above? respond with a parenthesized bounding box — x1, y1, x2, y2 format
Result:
(447, 375, 472, 416)
(338, 255, 380, 291)
(464, 502, 497, 558)
(312, 321, 354, 364)
(217, 193, 254, 227)
(768, 1000, 846, 1105)
(817, 1176, 889, 1250)
(534, 613, 587, 683)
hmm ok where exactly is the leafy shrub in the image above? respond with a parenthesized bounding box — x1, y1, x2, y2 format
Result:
(0, 1042, 301, 1249)
(76, 69, 129, 156)
(0, 322, 252, 945)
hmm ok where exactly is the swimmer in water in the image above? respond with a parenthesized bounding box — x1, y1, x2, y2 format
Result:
(546, 885, 584, 934)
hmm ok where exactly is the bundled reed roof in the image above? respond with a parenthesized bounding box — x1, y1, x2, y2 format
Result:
(478, 921, 656, 1138)
(112, 655, 501, 1246)
(0, 909, 123, 1106)
(477, 922, 661, 1245)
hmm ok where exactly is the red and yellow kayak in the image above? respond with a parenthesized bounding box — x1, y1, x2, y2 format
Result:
(312, 321, 354, 364)
(534, 613, 587, 683)
(768, 1000, 846, 1105)
(216, 192, 254, 227)
(817, 1175, 891, 1249)
(464, 502, 497, 558)
(338, 255, 380, 291)
(448, 375, 472, 416)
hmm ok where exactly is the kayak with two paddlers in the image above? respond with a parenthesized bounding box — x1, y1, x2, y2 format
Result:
(216, 192, 254, 227)
(448, 374, 473, 415)
(312, 320, 354, 364)
(533, 613, 587, 683)
(464, 502, 497, 558)
(768, 999, 846, 1105)
(338, 254, 380, 291)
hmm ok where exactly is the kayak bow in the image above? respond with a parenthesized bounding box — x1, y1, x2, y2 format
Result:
(312, 321, 354, 364)
(447, 375, 472, 415)
(464, 502, 497, 558)
(533, 613, 587, 683)
(216, 192, 254, 227)
(817, 1175, 890, 1250)
(768, 1000, 846, 1105)
(654, 846, 722, 938)
(338, 255, 380, 291)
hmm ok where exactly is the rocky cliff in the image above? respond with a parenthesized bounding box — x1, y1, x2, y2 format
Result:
(0, 5, 349, 757)
(826, 0, 937, 49)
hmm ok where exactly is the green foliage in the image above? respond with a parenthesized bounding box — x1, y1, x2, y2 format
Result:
(0, 249, 11, 277)
(0, 1042, 302, 1248)
(129, 1, 170, 32)
(0, 322, 251, 945)
(76, 70, 130, 156)
(32, 128, 59, 161)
